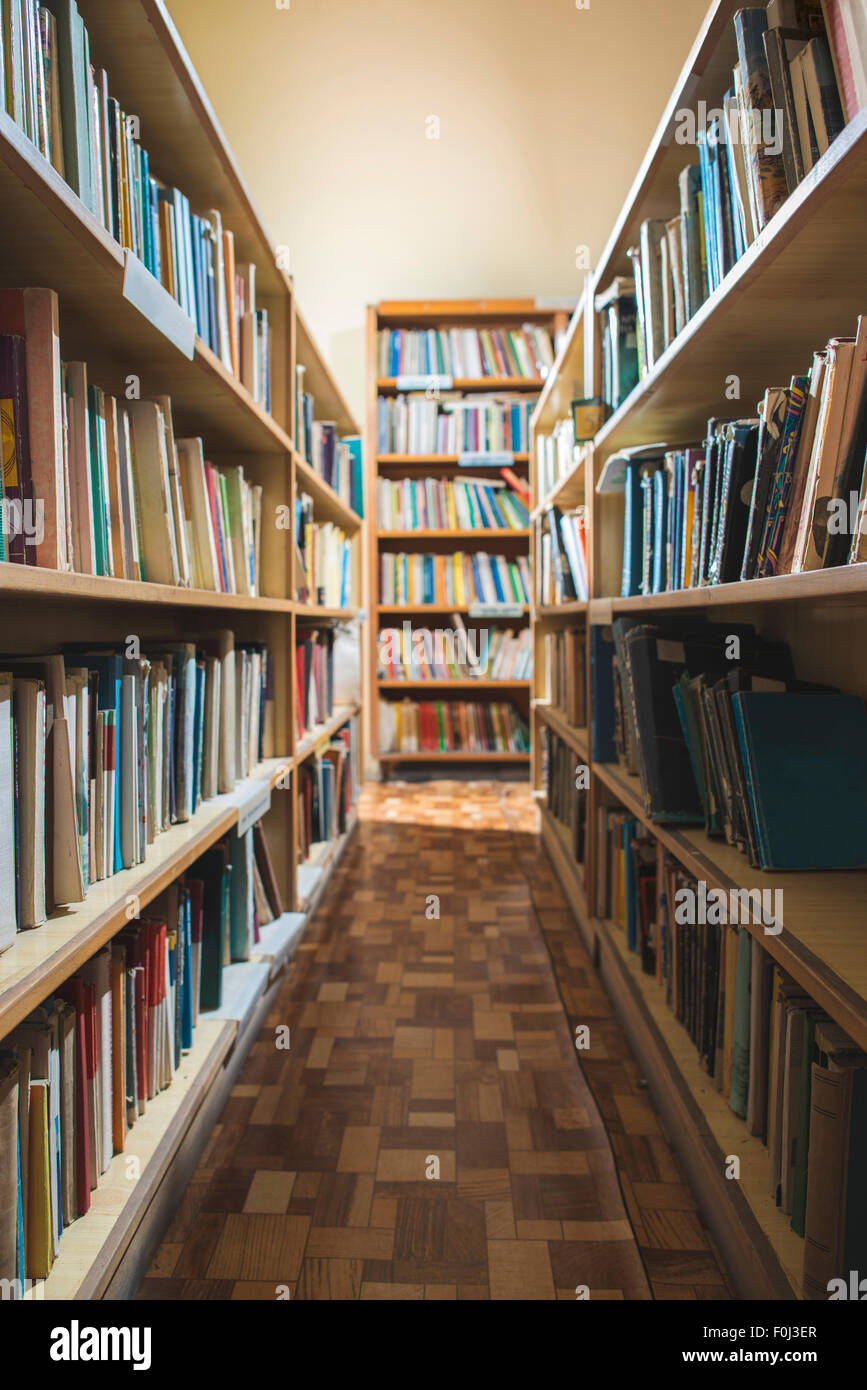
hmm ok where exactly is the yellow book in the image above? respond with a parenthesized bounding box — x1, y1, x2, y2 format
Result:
(27, 1081, 52, 1279)
(453, 553, 465, 606)
(446, 484, 459, 532)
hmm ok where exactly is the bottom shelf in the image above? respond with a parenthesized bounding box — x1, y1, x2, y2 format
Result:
(378, 751, 530, 763)
(539, 805, 799, 1301)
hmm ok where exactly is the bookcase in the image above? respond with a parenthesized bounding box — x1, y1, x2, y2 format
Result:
(531, 0, 867, 1300)
(367, 298, 569, 770)
(0, 0, 362, 1297)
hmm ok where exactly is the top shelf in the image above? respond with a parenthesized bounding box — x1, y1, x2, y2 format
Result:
(78, 0, 288, 299)
(377, 378, 545, 394)
(376, 298, 569, 325)
(295, 303, 360, 436)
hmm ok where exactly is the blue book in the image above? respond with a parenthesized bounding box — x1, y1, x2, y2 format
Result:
(697, 131, 719, 293)
(590, 624, 617, 762)
(651, 467, 667, 594)
(732, 692, 867, 869)
(489, 558, 506, 603)
(621, 457, 644, 597)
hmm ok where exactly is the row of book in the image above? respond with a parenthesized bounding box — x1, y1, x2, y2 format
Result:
(540, 726, 588, 867)
(297, 720, 358, 863)
(376, 393, 535, 456)
(294, 496, 353, 609)
(537, 505, 588, 604)
(294, 628, 334, 739)
(608, 2, 863, 397)
(0, 632, 275, 947)
(596, 819, 867, 1299)
(377, 325, 554, 380)
(376, 475, 530, 532)
(616, 315, 867, 596)
(377, 699, 530, 755)
(597, 618, 867, 869)
(535, 417, 577, 504)
(0, 819, 284, 1287)
(0, 3, 271, 406)
(294, 365, 364, 515)
(377, 623, 532, 682)
(379, 551, 531, 608)
(0, 289, 264, 591)
(540, 627, 587, 729)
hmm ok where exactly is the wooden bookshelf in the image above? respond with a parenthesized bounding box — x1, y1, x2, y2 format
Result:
(0, 0, 363, 1301)
(367, 299, 568, 771)
(528, 0, 867, 1301)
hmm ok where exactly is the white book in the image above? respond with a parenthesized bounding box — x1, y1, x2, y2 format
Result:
(0, 676, 16, 954)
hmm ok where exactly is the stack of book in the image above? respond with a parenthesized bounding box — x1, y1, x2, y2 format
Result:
(0, 7, 271, 406)
(535, 416, 577, 502)
(594, 819, 867, 1300)
(537, 505, 588, 604)
(378, 622, 531, 681)
(540, 725, 588, 865)
(0, 290, 265, 589)
(0, 817, 282, 1289)
(377, 393, 534, 455)
(596, 276, 640, 414)
(294, 495, 353, 608)
(613, 3, 864, 381)
(378, 699, 530, 754)
(377, 475, 530, 531)
(601, 618, 867, 870)
(378, 325, 554, 379)
(295, 628, 335, 738)
(294, 365, 364, 515)
(614, 314, 867, 596)
(0, 632, 274, 951)
(297, 718, 358, 861)
(540, 627, 587, 726)
(379, 551, 531, 606)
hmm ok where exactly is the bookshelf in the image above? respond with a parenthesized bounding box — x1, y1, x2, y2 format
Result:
(0, 0, 362, 1298)
(531, 0, 867, 1300)
(367, 298, 569, 770)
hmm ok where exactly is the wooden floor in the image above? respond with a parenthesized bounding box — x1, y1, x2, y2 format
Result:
(137, 780, 734, 1301)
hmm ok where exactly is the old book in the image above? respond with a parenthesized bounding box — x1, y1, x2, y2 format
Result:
(793, 336, 856, 570)
(735, 8, 790, 228)
(803, 1054, 867, 1298)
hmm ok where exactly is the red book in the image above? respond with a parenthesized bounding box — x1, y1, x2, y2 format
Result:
(55, 977, 92, 1216)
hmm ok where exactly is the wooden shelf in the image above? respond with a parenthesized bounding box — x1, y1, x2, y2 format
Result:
(589, 564, 867, 616)
(294, 452, 363, 532)
(533, 601, 588, 618)
(295, 703, 361, 764)
(0, 562, 295, 612)
(294, 603, 358, 621)
(377, 529, 530, 541)
(593, 758, 867, 1053)
(531, 446, 588, 520)
(296, 810, 359, 915)
(0, 759, 290, 1038)
(378, 679, 530, 690)
(592, 107, 867, 463)
(377, 604, 530, 615)
(376, 299, 566, 325)
(36, 1017, 235, 1300)
(377, 377, 545, 393)
(378, 750, 530, 763)
(295, 304, 359, 436)
(531, 290, 589, 436)
(534, 704, 589, 760)
(377, 453, 529, 466)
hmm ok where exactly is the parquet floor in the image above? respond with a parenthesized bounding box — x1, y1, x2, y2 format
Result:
(137, 780, 734, 1301)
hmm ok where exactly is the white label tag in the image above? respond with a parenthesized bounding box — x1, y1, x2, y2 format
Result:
(458, 451, 514, 467)
(395, 373, 453, 391)
(468, 603, 523, 619)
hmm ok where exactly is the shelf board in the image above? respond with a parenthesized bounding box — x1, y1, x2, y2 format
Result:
(589, 564, 867, 617)
(0, 757, 290, 1037)
(593, 107, 867, 461)
(378, 678, 530, 690)
(295, 702, 361, 764)
(377, 453, 529, 466)
(593, 759, 867, 1052)
(530, 291, 588, 434)
(294, 452, 363, 532)
(378, 750, 530, 762)
(534, 704, 589, 760)
(0, 111, 293, 454)
(531, 447, 588, 520)
(294, 603, 358, 621)
(377, 378, 544, 393)
(377, 529, 530, 541)
(35, 1016, 235, 1300)
(377, 604, 530, 615)
(376, 299, 562, 325)
(533, 601, 588, 618)
(295, 304, 360, 436)
(0, 562, 294, 611)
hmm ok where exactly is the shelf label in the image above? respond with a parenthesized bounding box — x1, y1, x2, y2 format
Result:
(458, 451, 514, 468)
(122, 250, 196, 360)
(469, 603, 524, 619)
(237, 781, 273, 838)
(589, 598, 613, 626)
(395, 373, 453, 391)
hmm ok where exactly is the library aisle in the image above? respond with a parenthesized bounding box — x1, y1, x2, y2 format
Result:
(136, 782, 731, 1301)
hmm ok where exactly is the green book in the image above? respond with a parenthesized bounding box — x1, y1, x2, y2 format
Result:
(791, 1011, 823, 1236)
(43, 0, 96, 215)
(730, 928, 752, 1119)
(86, 384, 108, 576)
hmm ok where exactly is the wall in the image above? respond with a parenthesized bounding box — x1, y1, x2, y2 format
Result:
(167, 0, 710, 421)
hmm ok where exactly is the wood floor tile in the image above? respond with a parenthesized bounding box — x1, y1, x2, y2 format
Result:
(148, 781, 730, 1302)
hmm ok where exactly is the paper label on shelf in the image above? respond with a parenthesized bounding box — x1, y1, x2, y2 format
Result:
(458, 451, 514, 467)
(656, 638, 686, 664)
(468, 603, 524, 619)
(237, 781, 273, 838)
(122, 250, 196, 360)
(395, 373, 453, 391)
(589, 598, 613, 625)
